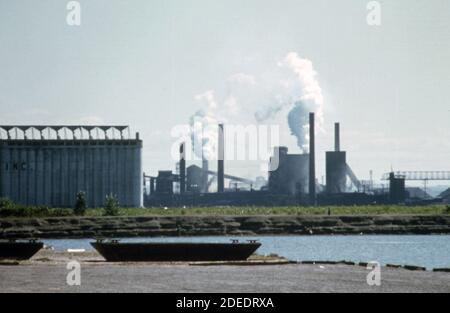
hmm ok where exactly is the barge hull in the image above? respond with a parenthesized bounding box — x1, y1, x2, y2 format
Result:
(91, 242, 261, 262)
(0, 242, 44, 260)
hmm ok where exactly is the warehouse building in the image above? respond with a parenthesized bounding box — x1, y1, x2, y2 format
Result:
(0, 125, 143, 208)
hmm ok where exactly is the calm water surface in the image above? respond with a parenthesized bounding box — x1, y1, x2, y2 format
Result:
(44, 235, 450, 269)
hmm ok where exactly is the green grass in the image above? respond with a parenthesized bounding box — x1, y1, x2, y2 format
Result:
(80, 205, 449, 217)
(1, 201, 449, 218)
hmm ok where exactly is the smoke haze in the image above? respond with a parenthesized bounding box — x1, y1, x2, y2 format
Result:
(189, 52, 325, 157)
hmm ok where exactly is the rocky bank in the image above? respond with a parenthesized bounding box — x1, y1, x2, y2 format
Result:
(1, 215, 450, 239)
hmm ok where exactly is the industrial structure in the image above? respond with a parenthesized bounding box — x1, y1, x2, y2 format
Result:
(145, 123, 253, 198)
(218, 123, 225, 193)
(268, 147, 309, 196)
(179, 143, 186, 194)
(309, 113, 316, 205)
(0, 125, 143, 208)
(268, 113, 316, 203)
(388, 172, 406, 204)
(324, 122, 363, 195)
(143, 112, 449, 207)
(325, 123, 347, 193)
(1, 116, 446, 209)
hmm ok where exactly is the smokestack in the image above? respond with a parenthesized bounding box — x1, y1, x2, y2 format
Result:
(202, 152, 209, 193)
(334, 123, 340, 152)
(150, 177, 155, 195)
(179, 142, 186, 194)
(309, 113, 316, 205)
(218, 124, 224, 193)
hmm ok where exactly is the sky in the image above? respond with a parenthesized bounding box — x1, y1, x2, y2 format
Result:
(0, 0, 449, 186)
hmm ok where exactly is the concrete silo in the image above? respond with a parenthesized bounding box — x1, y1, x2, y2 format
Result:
(0, 125, 143, 208)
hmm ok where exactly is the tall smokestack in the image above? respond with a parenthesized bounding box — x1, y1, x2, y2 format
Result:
(202, 152, 209, 194)
(309, 113, 316, 205)
(179, 142, 186, 194)
(334, 123, 340, 152)
(150, 177, 155, 195)
(218, 124, 225, 193)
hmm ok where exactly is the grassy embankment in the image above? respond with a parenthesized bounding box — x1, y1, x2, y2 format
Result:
(0, 204, 449, 218)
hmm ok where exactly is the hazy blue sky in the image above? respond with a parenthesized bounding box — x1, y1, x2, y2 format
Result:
(1, 0, 449, 185)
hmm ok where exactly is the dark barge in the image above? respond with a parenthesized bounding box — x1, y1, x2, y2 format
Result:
(91, 240, 261, 262)
(0, 240, 44, 260)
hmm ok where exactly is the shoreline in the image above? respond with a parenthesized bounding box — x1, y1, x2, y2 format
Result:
(1, 250, 450, 293)
(1, 215, 450, 239)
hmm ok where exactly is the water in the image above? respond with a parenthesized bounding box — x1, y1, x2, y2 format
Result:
(44, 235, 450, 270)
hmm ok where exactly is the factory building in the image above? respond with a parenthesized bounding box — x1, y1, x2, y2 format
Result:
(0, 126, 143, 208)
(389, 172, 406, 204)
(268, 147, 309, 195)
(326, 123, 347, 193)
(269, 113, 315, 200)
(155, 171, 175, 195)
(145, 114, 438, 207)
(186, 165, 204, 193)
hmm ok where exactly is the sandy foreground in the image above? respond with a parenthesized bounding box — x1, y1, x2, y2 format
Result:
(0, 250, 449, 293)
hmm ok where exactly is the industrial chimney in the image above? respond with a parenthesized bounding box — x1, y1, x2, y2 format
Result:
(326, 122, 347, 194)
(218, 124, 225, 193)
(309, 113, 316, 205)
(202, 153, 209, 193)
(150, 177, 155, 195)
(179, 142, 186, 194)
(334, 123, 340, 152)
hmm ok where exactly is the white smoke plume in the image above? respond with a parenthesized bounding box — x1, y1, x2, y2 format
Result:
(283, 52, 324, 152)
(189, 52, 325, 157)
(190, 90, 233, 160)
(189, 73, 258, 160)
(287, 102, 311, 151)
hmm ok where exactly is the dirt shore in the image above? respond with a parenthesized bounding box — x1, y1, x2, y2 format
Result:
(1, 215, 450, 239)
(0, 250, 449, 293)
